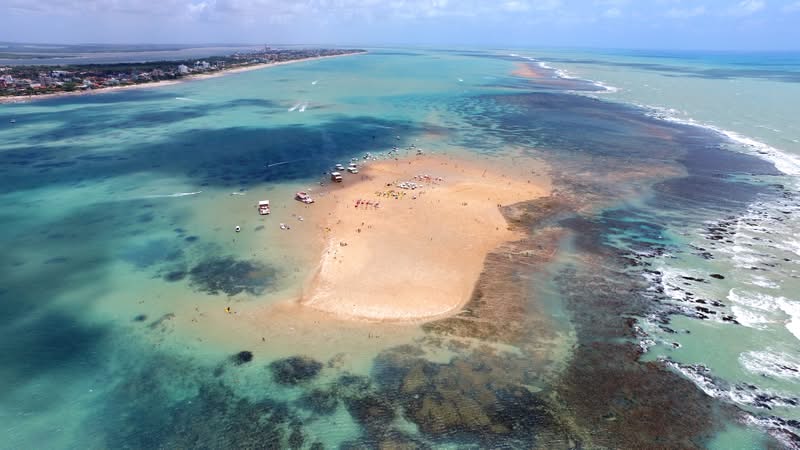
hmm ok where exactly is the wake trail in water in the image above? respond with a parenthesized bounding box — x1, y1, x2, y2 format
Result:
(139, 191, 203, 199)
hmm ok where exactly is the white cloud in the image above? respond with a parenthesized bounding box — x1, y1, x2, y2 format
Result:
(728, 0, 765, 16)
(603, 7, 622, 18)
(502, 1, 530, 12)
(783, 1, 800, 12)
(665, 5, 705, 18)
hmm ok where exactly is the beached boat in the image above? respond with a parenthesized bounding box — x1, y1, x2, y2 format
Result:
(330, 171, 343, 182)
(347, 163, 359, 174)
(334, 163, 345, 171)
(296, 191, 314, 203)
(258, 200, 271, 215)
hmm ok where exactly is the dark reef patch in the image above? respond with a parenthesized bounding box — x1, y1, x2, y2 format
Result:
(423, 197, 571, 344)
(297, 388, 339, 415)
(163, 270, 186, 282)
(269, 356, 323, 385)
(371, 343, 570, 448)
(232, 351, 253, 365)
(87, 354, 295, 449)
(188, 256, 276, 296)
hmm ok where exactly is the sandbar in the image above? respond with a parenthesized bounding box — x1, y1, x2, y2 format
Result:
(300, 154, 550, 322)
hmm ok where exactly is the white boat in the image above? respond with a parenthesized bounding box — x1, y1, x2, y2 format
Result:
(258, 200, 271, 215)
(330, 172, 343, 182)
(334, 163, 345, 171)
(347, 163, 359, 174)
(296, 191, 314, 204)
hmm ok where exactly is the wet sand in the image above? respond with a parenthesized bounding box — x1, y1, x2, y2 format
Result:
(512, 62, 547, 79)
(300, 154, 550, 322)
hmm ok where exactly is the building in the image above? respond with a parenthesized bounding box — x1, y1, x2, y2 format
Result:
(177, 64, 189, 75)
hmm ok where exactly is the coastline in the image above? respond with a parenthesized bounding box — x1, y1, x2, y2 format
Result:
(0, 51, 366, 105)
(295, 153, 551, 322)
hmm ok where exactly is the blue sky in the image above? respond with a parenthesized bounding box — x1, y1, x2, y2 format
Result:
(2, 0, 799, 50)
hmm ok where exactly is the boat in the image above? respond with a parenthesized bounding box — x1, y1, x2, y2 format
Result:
(9, 119, 16, 124)
(257, 200, 271, 215)
(330, 171, 343, 182)
(347, 163, 359, 174)
(296, 191, 314, 203)
(334, 163, 345, 171)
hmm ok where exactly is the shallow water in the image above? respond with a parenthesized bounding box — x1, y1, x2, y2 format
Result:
(1, 48, 797, 448)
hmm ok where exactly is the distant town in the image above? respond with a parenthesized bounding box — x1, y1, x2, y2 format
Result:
(0, 48, 365, 98)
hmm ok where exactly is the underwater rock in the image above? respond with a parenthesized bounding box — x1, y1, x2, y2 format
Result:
(344, 394, 396, 431)
(188, 256, 276, 296)
(232, 351, 253, 365)
(288, 422, 304, 450)
(164, 270, 186, 282)
(710, 273, 725, 280)
(269, 356, 323, 385)
(133, 314, 147, 322)
(297, 388, 339, 415)
(148, 313, 175, 330)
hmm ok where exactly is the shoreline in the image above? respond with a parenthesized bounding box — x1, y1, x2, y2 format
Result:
(0, 51, 366, 105)
(293, 153, 551, 323)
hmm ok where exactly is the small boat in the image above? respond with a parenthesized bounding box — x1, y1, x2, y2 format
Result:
(347, 164, 359, 174)
(330, 171, 343, 182)
(334, 163, 345, 171)
(296, 191, 314, 204)
(258, 200, 271, 215)
(9, 119, 16, 124)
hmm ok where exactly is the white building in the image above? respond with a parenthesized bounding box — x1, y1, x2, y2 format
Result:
(177, 64, 189, 75)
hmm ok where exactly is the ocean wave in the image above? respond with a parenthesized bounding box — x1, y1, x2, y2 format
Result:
(744, 415, 800, 450)
(739, 350, 800, 380)
(731, 305, 772, 329)
(641, 104, 800, 178)
(746, 275, 780, 290)
(777, 297, 800, 342)
(728, 289, 782, 312)
(728, 290, 800, 342)
(508, 53, 619, 92)
(665, 360, 800, 410)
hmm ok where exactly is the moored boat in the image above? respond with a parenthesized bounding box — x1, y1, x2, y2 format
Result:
(296, 191, 314, 203)
(258, 200, 271, 215)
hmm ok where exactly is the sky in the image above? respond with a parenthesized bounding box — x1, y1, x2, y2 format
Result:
(1, 0, 799, 50)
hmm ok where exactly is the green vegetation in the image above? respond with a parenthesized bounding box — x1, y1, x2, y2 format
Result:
(1, 48, 365, 98)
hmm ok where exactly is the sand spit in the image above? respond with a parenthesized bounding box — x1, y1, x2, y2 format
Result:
(300, 155, 550, 322)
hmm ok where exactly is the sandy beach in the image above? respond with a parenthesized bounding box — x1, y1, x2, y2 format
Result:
(299, 154, 550, 322)
(0, 51, 365, 104)
(512, 62, 546, 79)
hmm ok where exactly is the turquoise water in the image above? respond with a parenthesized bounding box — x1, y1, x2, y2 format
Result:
(1, 48, 797, 448)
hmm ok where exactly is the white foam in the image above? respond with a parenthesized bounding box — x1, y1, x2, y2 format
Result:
(641, 105, 800, 177)
(731, 305, 771, 329)
(728, 289, 782, 312)
(739, 350, 800, 380)
(141, 191, 202, 199)
(747, 275, 780, 289)
(777, 297, 800, 342)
